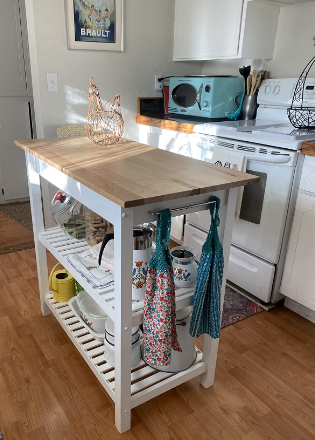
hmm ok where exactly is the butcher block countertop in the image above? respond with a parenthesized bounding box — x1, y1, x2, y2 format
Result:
(136, 115, 196, 134)
(302, 142, 315, 157)
(15, 137, 259, 208)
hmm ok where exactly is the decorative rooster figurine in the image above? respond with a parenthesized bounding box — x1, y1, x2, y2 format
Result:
(85, 78, 124, 146)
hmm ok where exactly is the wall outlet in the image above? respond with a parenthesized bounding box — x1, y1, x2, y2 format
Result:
(47, 73, 58, 92)
(155, 74, 163, 91)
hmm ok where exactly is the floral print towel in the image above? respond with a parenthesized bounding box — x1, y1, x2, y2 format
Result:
(143, 209, 181, 366)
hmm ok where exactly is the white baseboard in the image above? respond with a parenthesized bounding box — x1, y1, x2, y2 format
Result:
(285, 298, 315, 324)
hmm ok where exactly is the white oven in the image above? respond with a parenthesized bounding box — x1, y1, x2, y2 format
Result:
(184, 134, 300, 303)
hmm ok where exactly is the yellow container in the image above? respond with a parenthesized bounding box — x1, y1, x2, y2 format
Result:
(49, 263, 76, 303)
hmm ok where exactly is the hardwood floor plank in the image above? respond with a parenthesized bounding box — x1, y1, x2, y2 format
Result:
(26, 426, 50, 440)
(169, 419, 199, 440)
(0, 248, 315, 439)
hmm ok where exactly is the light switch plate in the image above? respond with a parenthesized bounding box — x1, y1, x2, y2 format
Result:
(47, 73, 58, 92)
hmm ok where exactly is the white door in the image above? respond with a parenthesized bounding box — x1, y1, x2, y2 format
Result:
(0, 0, 27, 96)
(0, 99, 31, 201)
(280, 192, 315, 311)
(173, 0, 243, 60)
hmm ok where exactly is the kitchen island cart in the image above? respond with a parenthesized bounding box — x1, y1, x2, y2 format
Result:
(15, 137, 258, 433)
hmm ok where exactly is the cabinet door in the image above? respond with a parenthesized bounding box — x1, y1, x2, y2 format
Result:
(0, 99, 31, 201)
(173, 0, 243, 60)
(281, 192, 315, 311)
(0, 0, 27, 96)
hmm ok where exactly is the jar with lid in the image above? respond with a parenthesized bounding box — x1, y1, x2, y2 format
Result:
(51, 190, 86, 239)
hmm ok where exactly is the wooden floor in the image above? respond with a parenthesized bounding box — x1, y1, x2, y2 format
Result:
(0, 249, 315, 440)
(0, 212, 34, 249)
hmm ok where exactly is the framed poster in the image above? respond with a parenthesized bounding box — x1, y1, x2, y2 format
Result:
(66, 0, 123, 51)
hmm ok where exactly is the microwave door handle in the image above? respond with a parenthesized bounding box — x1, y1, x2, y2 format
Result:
(196, 83, 203, 110)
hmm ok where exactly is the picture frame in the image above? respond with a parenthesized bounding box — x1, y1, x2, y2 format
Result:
(66, 0, 123, 51)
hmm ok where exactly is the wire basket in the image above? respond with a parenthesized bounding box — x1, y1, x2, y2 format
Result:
(288, 56, 315, 129)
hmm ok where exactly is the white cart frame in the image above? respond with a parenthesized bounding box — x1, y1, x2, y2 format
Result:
(26, 152, 237, 434)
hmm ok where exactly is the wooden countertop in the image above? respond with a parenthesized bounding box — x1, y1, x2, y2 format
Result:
(15, 137, 259, 208)
(302, 142, 315, 157)
(136, 115, 196, 134)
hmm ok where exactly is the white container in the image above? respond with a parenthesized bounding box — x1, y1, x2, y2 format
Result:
(76, 290, 107, 334)
(104, 318, 141, 367)
(143, 307, 196, 373)
(132, 247, 153, 301)
(171, 246, 198, 288)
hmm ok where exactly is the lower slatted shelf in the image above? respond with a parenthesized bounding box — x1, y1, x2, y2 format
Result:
(45, 294, 206, 408)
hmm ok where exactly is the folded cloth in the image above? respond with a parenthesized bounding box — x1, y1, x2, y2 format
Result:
(67, 248, 114, 289)
(90, 240, 114, 269)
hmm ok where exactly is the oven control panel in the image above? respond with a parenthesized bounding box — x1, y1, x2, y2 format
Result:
(258, 78, 315, 106)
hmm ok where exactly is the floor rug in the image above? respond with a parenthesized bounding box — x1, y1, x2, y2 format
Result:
(221, 284, 264, 328)
(0, 202, 35, 255)
(0, 201, 33, 230)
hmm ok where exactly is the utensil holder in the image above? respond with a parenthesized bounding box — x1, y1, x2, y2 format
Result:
(240, 95, 258, 120)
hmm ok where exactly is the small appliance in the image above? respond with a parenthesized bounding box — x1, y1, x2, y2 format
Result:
(168, 76, 244, 119)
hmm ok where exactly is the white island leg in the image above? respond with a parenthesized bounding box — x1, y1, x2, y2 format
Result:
(114, 207, 134, 433)
(26, 152, 51, 316)
(200, 187, 238, 388)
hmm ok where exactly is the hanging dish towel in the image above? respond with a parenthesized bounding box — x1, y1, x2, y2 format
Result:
(143, 209, 181, 366)
(189, 196, 224, 339)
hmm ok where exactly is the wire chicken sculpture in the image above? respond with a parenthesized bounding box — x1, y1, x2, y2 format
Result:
(85, 78, 124, 145)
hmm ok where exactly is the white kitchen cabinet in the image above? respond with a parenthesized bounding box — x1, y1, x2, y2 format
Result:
(280, 192, 315, 311)
(173, 0, 281, 61)
(0, 0, 28, 96)
(0, 98, 31, 201)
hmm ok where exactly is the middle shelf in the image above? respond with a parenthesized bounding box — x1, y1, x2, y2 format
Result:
(40, 227, 196, 326)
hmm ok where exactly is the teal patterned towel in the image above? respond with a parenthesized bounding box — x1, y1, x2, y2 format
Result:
(189, 196, 224, 339)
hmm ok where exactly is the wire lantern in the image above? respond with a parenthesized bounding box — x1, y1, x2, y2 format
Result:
(288, 56, 315, 129)
(85, 78, 124, 145)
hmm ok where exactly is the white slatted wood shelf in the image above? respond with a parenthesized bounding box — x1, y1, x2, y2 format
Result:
(40, 227, 196, 327)
(45, 293, 206, 408)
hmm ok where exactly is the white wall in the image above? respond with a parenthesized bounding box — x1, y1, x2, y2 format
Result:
(26, 0, 200, 141)
(202, 2, 315, 79)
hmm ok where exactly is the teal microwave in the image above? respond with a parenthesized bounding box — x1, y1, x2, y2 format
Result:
(168, 76, 244, 118)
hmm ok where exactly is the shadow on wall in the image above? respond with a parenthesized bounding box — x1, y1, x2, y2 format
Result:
(63, 83, 132, 139)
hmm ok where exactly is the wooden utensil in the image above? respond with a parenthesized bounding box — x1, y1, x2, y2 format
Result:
(250, 70, 258, 95)
(252, 73, 262, 95)
(247, 74, 252, 96)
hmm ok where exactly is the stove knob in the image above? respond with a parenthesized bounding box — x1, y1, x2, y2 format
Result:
(265, 84, 271, 94)
(273, 85, 281, 95)
(202, 101, 208, 107)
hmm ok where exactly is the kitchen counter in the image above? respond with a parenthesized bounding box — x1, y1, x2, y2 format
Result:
(302, 141, 315, 156)
(15, 137, 258, 208)
(136, 114, 197, 134)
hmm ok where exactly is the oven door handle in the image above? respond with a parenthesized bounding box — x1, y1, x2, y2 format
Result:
(205, 153, 292, 165)
(242, 153, 292, 164)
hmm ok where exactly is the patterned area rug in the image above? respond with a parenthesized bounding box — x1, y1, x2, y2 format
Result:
(221, 285, 263, 328)
(0, 201, 33, 230)
(0, 201, 34, 255)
